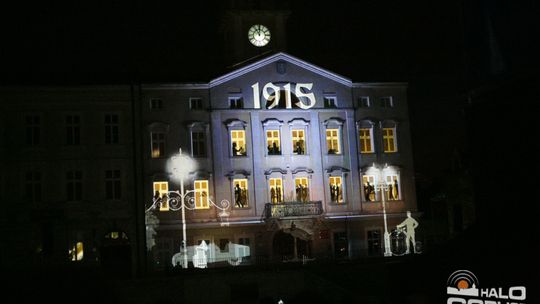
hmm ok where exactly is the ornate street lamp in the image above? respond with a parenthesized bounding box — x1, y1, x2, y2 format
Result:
(374, 165, 392, 257)
(146, 149, 231, 268)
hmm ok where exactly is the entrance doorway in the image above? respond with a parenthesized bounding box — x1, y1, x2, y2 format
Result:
(101, 231, 131, 277)
(272, 230, 311, 262)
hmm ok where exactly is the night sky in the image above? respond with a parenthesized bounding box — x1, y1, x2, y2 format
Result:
(2, 0, 474, 177)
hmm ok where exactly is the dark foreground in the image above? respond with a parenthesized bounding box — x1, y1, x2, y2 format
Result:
(5, 229, 538, 304)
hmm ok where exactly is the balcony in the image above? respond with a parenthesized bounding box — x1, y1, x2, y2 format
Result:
(264, 201, 323, 219)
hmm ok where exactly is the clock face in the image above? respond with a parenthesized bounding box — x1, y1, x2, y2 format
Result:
(248, 24, 271, 47)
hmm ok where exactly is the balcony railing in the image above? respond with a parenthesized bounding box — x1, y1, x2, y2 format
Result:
(264, 201, 323, 219)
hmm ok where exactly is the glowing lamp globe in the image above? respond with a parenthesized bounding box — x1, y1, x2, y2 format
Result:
(167, 150, 196, 180)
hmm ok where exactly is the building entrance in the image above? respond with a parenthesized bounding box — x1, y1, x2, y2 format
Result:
(272, 229, 311, 262)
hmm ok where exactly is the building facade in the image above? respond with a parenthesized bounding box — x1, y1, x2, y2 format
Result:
(0, 52, 417, 274)
(142, 53, 417, 270)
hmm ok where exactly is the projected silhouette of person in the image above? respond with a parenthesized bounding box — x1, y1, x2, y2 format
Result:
(396, 211, 419, 254)
(234, 183, 243, 207)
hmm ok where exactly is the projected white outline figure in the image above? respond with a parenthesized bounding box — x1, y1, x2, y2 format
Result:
(396, 210, 419, 254)
(193, 240, 209, 268)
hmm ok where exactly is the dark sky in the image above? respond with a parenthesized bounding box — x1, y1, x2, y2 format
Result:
(3, 0, 537, 181)
(2, 0, 465, 85)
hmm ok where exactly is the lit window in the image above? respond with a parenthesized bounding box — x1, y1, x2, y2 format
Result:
(25, 171, 42, 203)
(66, 170, 82, 201)
(69, 242, 84, 261)
(151, 132, 165, 158)
(266, 130, 281, 155)
(153, 181, 169, 211)
(367, 229, 381, 256)
(105, 114, 119, 144)
(150, 98, 162, 110)
(269, 178, 283, 203)
(362, 175, 376, 202)
(358, 96, 371, 108)
(385, 175, 400, 201)
(381, 96, 394, 108)
(233, 178, 248, 208)
(105, 170, 121, 200)
(229, 97, 244, 109)
(294, 177, 309, 202)
(189, 98, 203, 110)
(191, 131, 207, 157)
(25, 115, 41, 146)
(323, 96, 337, 108)
(291, 129, 306, 155)
(383, 128, 397, 153)
(231, 130, 247, 156)
(65, 115, 80, 145)
(326, 129, 341, 154)
(359, 128, 374, 153)
(329, 176, 343, 203)
(194, 180, 209, 209)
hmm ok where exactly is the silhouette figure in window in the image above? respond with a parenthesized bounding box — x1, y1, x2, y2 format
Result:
(235, 184, 243, 207)
(232, 142, 239, 155)
(295, 141, 304, 155)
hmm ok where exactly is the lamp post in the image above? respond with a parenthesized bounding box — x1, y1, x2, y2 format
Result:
(374, 167, 392, 257)
(145, 149, 230, 268)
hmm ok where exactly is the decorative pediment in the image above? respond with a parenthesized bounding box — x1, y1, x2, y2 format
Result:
(291, 167, 314, 175)
(264, 168, 288, 176)
(323, 117, 345, 126)
(224, 119, 247, 129)
(288, 118, 310, 126)
(209, 52, 353, 88)
(225, 170, 251, 179)
(261, 118, 284, 127)
(325, 166, 350, 174)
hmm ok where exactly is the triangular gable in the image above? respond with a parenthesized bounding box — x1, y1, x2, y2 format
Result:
(209, 52, 352, 88)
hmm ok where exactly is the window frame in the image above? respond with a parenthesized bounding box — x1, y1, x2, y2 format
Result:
(382, 127, 398, 153)
(149, 98, 163, 110)
(288, 118, 310, 156)
(358, 96, 371, 108)
(324, 118, 345, 155)
(66, 170, 83, 202)
(226, 119, 248, 157)
(189, 97, 203, 110)
(65, 114, 81, 146)
(194, 179, 210, 209)
(228, 96, 244, 109)
(232, 178, 249, 208)
(380, 96, 394, 108)
(104, 113, 120, 144)
(153, 181, 169, 211)
(24, 114, 41, 146)
(268, 177, 284, 204)
(105, 169, 122, 200)
(323, 96, 337, 108)
(151, 132, 166, 158)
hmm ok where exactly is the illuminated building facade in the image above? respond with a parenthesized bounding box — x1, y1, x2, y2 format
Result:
(0, 53, 417, 273)
(143, 52, 417, 269)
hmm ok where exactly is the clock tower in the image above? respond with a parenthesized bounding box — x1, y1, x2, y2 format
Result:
(220, 1, 290, 66)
